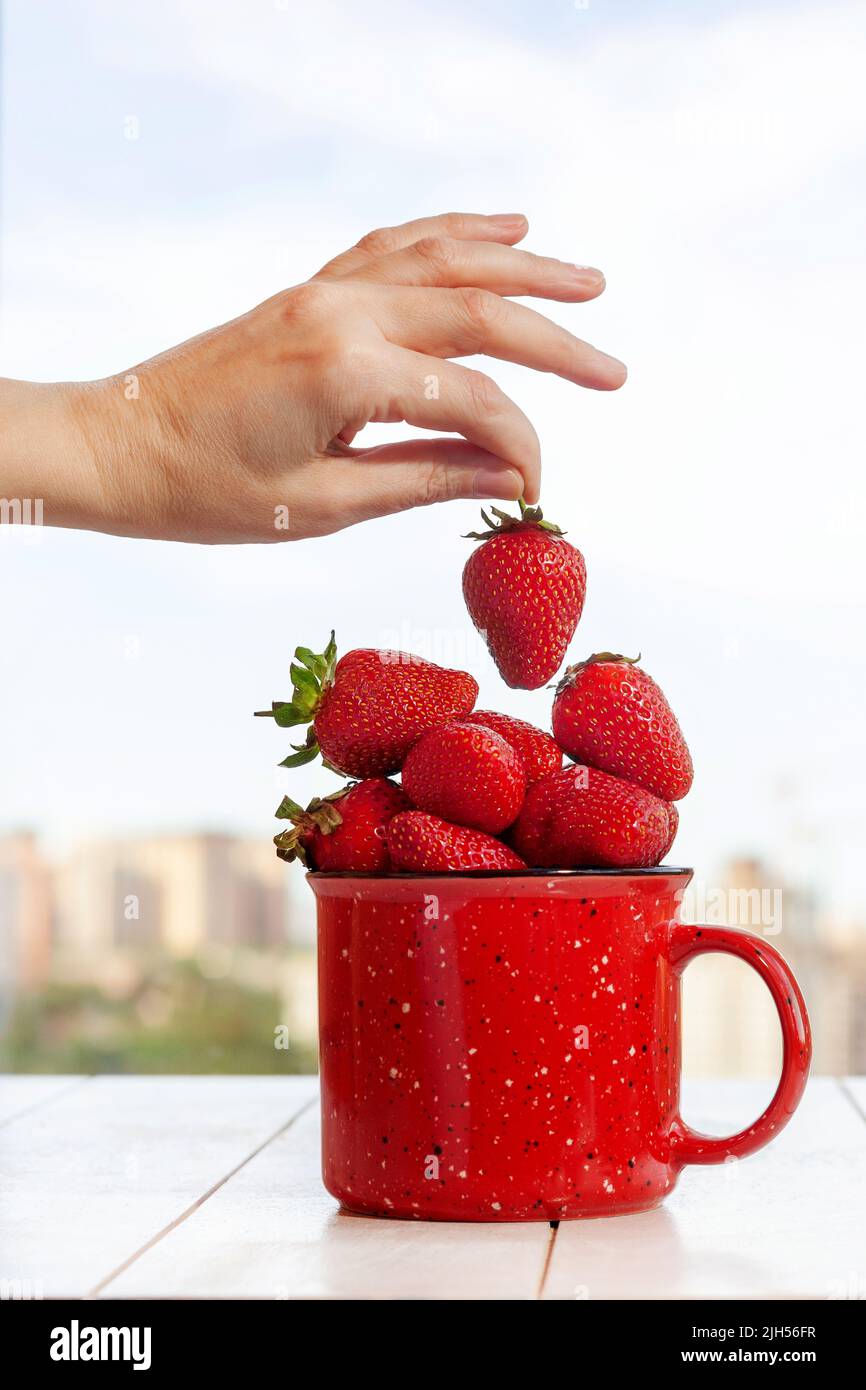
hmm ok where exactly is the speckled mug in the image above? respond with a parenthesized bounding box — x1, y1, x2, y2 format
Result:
(311, 868, 811, 1221)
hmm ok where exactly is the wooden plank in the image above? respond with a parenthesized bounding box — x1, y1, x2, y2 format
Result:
(543, 1078, 866, 1300)
(1, 1075, 317, 1298)
(102, 1101, 552, 1300)
(0, 1074, 89, 1126)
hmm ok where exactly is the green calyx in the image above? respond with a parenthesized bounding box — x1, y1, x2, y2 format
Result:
(556, 650, 642, 694)
(463, 496, 565, 542)
(272, 786, 351, 864)
(254, 631, 337, 769)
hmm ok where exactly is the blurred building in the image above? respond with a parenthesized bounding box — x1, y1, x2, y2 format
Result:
(0, 833, 53, 1026)
(681, 857, 866, 1077)
(52, 832, 289, 962)
(0, 831, 296, 1011)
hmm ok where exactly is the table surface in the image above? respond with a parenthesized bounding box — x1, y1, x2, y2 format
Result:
(2, 1074, 864, 1300)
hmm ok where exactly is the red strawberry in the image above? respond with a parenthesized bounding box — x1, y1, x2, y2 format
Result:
(552, 653, 693, 801)
(461, 710, 563, 783)
(387, 812, 527, 872)
(509, 764, 677, 869)
(462, 500, 586, 690)
(255, 633, 478, 778)
(273, 778, 409, 871)
(662, 803, 679, 860)
(401, 721, 526, 834)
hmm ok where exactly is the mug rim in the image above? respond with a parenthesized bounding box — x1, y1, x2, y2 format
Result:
(308, 864, 693, 880)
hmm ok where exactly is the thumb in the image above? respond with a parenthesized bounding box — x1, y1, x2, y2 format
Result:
(323, 437, 525, 526)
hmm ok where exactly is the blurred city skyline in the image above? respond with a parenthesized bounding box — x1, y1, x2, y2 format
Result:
(2, 826, 863, 1078)
(0, 827, 319, 1074)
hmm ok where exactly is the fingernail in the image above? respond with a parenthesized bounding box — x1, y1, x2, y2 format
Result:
(490, 213, 527, 227)
(596, 352, 628, 385)
(570, 264, 604, 280)
(472, 467, 523, 500)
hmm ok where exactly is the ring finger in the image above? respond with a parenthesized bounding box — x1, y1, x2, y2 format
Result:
(371, 286, 627, 391)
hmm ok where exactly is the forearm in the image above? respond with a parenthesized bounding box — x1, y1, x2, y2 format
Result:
(0, 374, 181, 539)
(0, 377, 110, 532)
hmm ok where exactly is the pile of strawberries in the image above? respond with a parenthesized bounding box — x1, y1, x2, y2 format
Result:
(257, 502, 692, 874)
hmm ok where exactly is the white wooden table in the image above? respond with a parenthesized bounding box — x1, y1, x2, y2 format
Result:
(2, 1075, 864, 1300)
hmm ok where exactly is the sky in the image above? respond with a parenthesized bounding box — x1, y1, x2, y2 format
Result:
(1, 0, 865, 920)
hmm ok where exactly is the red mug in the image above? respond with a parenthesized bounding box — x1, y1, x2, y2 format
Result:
(311, 867, 811, 1221)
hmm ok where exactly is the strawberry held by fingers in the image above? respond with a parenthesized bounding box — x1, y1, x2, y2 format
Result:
(401, 720, 526, 835)
(552, 653, 693, 801)
(387, 811, 527, 873)
(509, 764, 677, 869)
(255, 633, 478, 778)
(460, 710, 562, 783)
(462, 500, 586, 690)
(273, 777, 409, 871)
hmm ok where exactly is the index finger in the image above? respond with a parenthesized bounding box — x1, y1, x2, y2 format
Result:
(315, 211, 528, 279)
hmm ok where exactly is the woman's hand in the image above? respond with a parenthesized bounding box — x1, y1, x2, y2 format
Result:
(3, 211, 626, 543)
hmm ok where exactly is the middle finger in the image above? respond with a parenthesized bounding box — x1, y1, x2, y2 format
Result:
(345, 236, 606, 304)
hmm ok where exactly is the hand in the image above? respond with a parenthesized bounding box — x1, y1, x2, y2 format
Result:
(2, 211, 626, 543)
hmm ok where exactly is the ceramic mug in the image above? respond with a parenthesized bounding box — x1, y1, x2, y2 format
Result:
(311, 867, 811, 1221)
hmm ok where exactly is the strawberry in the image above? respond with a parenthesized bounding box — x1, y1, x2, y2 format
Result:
(552, 653, 693, 801)
(255, 633, 478, 778)
(462, 500, 586, 690)
(387, 812, 527, 872)
(509, 764, 677, 869)
(273, 778, 409, 871)
(461, 710, 563, 783)
(663, 803, 680, 860)
(401, 720, 526, 834)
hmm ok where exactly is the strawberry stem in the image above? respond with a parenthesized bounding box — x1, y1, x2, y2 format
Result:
(463, 499, 565, 541)
(255, 631, 337, 769)
(583, 651, 642, 666)
(272, 785, 351, 865)
(556, 651, 642, 693)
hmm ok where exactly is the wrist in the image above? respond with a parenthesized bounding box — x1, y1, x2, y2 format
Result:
(63, 375, 151, 536)
(66, 367, 206, 541)
(60, 373, 175, 539)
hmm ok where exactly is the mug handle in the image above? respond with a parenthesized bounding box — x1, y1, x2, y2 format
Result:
(667, 922, 811, 1165)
